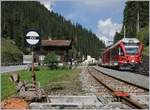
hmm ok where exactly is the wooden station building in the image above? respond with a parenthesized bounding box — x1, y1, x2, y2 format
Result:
(35, 39, 72, 65)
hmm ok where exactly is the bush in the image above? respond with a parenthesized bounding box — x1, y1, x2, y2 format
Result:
(44, 52, 58, 69)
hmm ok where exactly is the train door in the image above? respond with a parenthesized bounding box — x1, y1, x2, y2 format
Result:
(106, 51, 110, 65)
(109, 51, 111, 66)
(111, 47, 119, 66)
(109, 48, 112, 66)
(114, 47, 119, 66)
(119, 47, 124, 56)
(118, 46, 126, 65)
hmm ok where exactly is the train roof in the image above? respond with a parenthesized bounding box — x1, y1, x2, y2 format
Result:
(103, 38, 140, 53)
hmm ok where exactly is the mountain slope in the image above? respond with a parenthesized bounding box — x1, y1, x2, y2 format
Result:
(1, 1, 105, 63)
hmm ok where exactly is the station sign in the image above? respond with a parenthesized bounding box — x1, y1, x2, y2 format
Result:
(24, 29, 41, 47)
(23, 55, 32, 64)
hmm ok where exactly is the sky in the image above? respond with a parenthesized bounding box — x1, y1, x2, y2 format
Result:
(39, 0, 126, 46)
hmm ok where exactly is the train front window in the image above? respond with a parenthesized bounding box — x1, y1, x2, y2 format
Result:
(125, 47, 138, 55)
(124, 43, 139, 46)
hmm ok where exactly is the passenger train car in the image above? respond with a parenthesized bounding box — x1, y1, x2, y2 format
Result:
(100, 38, 144, 70)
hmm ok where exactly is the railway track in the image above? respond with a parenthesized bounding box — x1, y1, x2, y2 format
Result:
(87, 66, 149, 109)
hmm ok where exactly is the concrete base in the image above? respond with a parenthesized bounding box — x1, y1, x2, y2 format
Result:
(104, 102, 130, 109)
(30, 95, 103, 109)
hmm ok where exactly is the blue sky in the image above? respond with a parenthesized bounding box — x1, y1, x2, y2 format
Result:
(40, 0, 126, 45)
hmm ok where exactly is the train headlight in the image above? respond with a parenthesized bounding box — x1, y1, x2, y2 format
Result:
(131, 60, 134, 63)
(114, 62, 118, 65)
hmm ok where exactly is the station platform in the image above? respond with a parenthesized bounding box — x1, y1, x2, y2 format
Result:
(94, 66, 149, 90)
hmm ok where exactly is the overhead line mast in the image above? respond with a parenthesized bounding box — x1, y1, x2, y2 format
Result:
(137, 2, 140, 33)
(137, 11, 140, 32)
(124, 25, 126, 38)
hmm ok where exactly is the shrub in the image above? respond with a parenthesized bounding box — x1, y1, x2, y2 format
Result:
(44, 52, 58, 69)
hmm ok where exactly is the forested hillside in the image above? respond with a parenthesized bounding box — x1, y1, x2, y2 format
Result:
(1, 1, 105, 64)
(113, 1, 149, 49)
(1, 38, 23, 64)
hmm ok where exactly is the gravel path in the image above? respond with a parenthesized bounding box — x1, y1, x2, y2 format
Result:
(79, 66, 111, 96)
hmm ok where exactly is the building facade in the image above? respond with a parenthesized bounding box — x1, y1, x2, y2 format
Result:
(35, 39, 72, 65)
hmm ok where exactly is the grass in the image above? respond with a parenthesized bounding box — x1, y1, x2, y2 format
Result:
(1, 67, 81, 100)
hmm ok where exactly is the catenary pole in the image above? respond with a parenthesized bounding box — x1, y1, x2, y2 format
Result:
(124, 25, 126, 38)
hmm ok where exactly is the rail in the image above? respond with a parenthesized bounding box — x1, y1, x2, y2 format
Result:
(87, 67, 147, 109)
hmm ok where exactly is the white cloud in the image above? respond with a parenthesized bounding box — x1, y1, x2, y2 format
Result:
(39, 0, 55, 11)
(96, 18, 122, 46)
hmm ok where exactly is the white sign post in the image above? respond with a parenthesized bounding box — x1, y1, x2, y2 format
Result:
(25, 29, 41, 86)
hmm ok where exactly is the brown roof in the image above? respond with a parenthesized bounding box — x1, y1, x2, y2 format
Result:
(42, 40, 72, 47)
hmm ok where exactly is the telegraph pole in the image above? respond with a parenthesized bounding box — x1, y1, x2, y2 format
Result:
(124, 25, 126, 38)
(137, 11, 140, 32)
(137, 2, 140, 32)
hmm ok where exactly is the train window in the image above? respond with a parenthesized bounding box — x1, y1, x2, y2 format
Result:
(125, 47, 138, 55)
(119, 47, 124, 56)
(124, 43, 139, 46)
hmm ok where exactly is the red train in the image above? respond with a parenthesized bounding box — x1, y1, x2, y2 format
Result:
(100, 38, 144, 70)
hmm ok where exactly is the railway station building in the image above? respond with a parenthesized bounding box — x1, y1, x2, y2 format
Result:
(35, 39, 72, 65)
